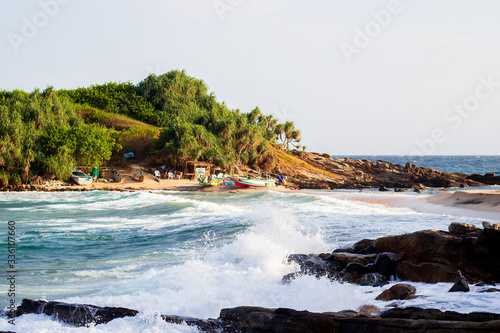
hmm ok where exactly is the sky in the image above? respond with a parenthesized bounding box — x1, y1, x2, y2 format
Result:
(1, 0, 500, 155)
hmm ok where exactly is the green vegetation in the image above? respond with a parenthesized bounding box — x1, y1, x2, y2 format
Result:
(0, 70, 302, 186)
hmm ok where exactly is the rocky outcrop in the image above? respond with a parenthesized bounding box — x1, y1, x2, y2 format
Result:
(14, 299, 138, 327)
(285, 223, 500, 285)
(11, 300, 500, 332)
(467, 172, 500, 185)
(375, 283, 417, 301)
(278, 152, 486, 189)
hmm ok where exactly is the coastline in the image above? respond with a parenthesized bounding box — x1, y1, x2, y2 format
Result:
(425, 190, 500, 213)
(15, 175, 294, 194)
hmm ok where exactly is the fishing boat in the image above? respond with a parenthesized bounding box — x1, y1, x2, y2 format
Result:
(230, 176, 275, 188)
(70, 170, 93, 186)
(198, 176, 224, 186)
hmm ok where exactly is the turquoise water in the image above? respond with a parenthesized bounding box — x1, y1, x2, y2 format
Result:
(1, 188, 499, 332)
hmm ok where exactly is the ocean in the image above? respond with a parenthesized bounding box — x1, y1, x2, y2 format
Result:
(332, 155, 500, 175)
(1, 156, 500, 332)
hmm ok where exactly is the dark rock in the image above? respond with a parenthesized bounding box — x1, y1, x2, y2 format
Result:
(372, 252, 401, 277)
(352, 239, 375, 254)
(449, 277, 470, 292)
(467, 173, 500, 185)
(15, 299, 138, 327)
(482, 221, 500, 231)
(378, 186, 389, 191)
(355, 273, 388, 287)
(329, 252, 377, 266)
(478, 288, 500, 293)
(357, 304, 380, 315)
(285, 227, 500, 285)
(448, 222, 480, 235)
(381, 306, 500, 322)
(11, 299, 500, 332)
(375, 283, 417, 301)
(346, 262, 370, 274)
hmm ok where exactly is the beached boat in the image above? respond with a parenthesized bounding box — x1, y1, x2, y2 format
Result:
(230, 176, 276, 188)
(70, 171, 93, 186)
(198, 176, 224, 186)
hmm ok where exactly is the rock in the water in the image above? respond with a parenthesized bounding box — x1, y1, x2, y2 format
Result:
(478, 288, 500, 293)
(449, 277, 470, 292)
(379, 186, 389, 192)
(15, 299, 138, 327)
(375, 283, 417, 301)
(448, 222, 479, 235)
(355, 273, 388, 287)
(372, 252, 401, 277)
(11, 300, 500, 332)
(482, 221, 500, 230)
(357, 304, 379, 315)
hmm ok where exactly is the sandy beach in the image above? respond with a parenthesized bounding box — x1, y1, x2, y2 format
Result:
(425, 190, 500, 213)
(40, 168, 294, 194)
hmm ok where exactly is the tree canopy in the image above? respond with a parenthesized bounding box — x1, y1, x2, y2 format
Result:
(0, 70, 303, 185)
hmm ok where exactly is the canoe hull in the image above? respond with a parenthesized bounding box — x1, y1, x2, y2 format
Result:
(232, 178, 275, 187)
(70, 176, 93, 186)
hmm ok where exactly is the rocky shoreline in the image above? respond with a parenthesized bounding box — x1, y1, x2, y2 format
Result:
(5, 299, 500, 332)
(281, 152, 495, 190)
(5, 222, 500, 332)
(285, 222, 500, 286)
(2, 156, 499, 192)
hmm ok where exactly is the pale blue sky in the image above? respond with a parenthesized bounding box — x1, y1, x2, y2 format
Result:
(2, 0, 500, 154)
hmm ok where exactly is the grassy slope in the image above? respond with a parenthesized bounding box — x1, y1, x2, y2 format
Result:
(77, 107, 161, 134)
(273, 148, 341, 180)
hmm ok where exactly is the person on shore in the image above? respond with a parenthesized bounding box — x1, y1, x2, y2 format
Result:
(90, 166, 99, 181)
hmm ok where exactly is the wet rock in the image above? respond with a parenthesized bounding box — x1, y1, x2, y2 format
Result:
(372, 252, 401, 277)
(355, 273, 388, 287)
(286, 227, 500, 285)
(448, 222, 480, 235)
(478, 288, 500, 293)
(329, 252, 377, 266)
(381, 306, 500, 322)
(394, 188, 405, 192)
(449, 277, 470, 292)
(378, 186, 389, 191)
(15, 299, 138, 327)
(375, 283, 417, 301)
(482, 221, 500, 231)
(467, 173, 500, 185)
(357, 304, 380, 315)
(12, 300, 500, 332)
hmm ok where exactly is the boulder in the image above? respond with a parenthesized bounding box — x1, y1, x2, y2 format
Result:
(375, 283, 417, 301)
(448, 222, 480, 235)
(11, 300, 500, 332)
(15, 299, 138, 327)
(285, 224, 500, 284)
(483, 221, 500, 231)
(449, 277, 470, 292)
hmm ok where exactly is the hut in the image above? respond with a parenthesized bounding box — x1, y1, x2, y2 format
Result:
(184, 161, 215, 180)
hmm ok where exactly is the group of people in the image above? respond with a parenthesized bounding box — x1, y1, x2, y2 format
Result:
(154, 165, 182, 180)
